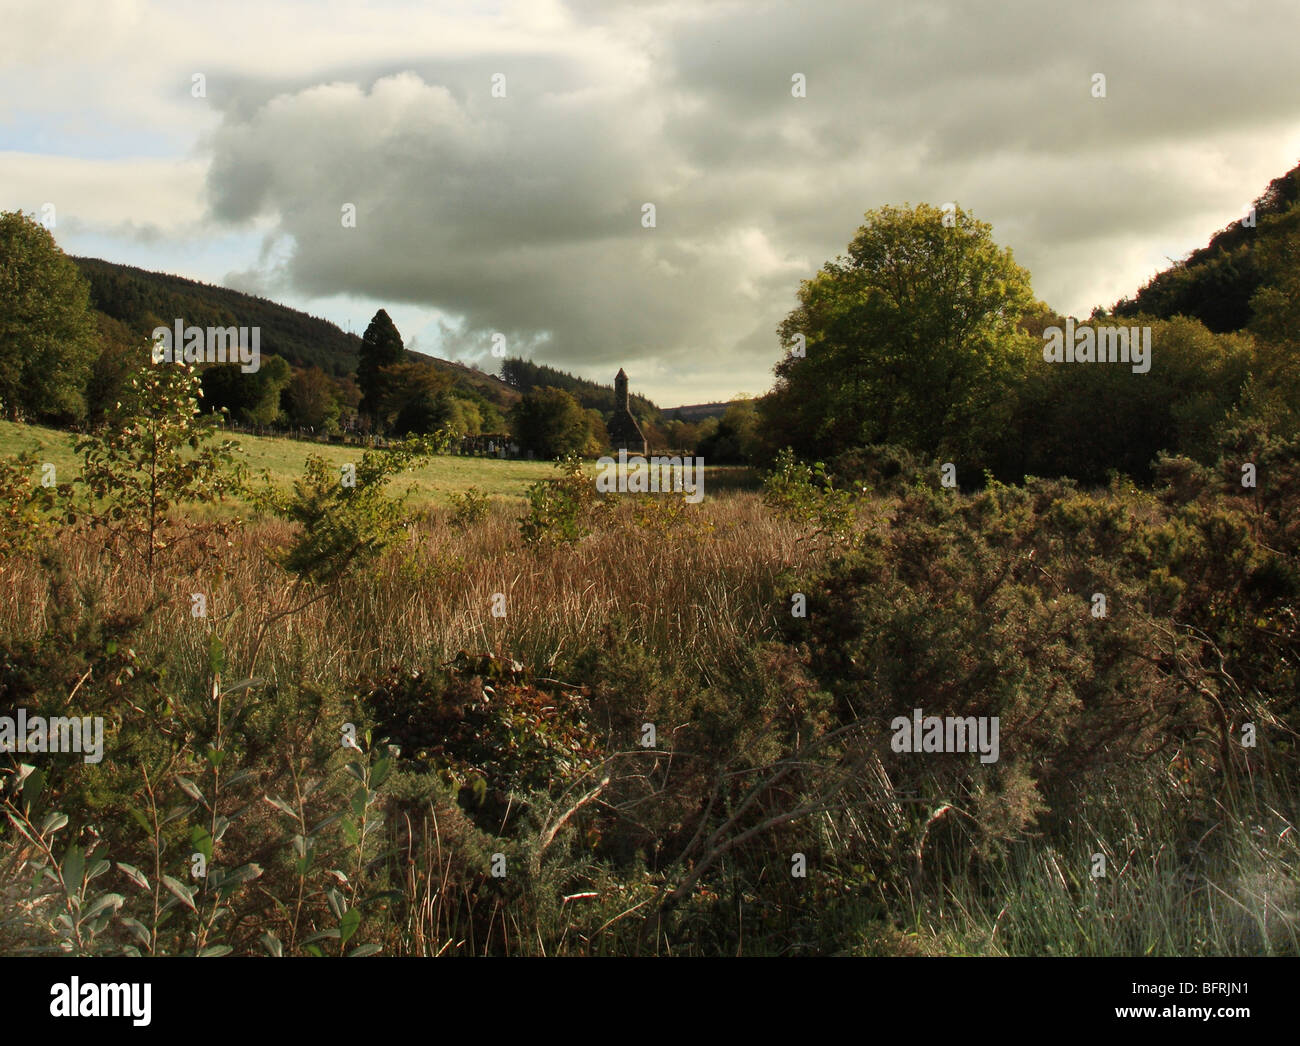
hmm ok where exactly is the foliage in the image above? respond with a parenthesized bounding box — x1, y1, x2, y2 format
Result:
(0, 452, 73, 558)
(73, 360, 244, 575)
(761, 448, 858, 545)
(255, 439, 432, 586)
(447, 486, 490, 529)
(509, 386, 595, 459)
(0, 211, 99, 423)
(356, 309, 406, 424)
(200, 355, 292, 427)
(518, 455, 610, 547)
(761, 202, 1037, 472)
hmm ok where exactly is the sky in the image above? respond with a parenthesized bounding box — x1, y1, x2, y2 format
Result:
(3, 0, 1300, 406)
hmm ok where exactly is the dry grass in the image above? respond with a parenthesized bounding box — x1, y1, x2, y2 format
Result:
(0, 490, 816, 687)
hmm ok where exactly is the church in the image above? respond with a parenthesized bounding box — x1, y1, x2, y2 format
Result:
(606, 368, 647, 455)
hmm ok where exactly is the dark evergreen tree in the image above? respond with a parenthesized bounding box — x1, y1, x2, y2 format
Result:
(356, 309, 406, 425)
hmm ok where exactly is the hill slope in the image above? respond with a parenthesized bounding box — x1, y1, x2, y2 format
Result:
(1112, 160, 1300, 331)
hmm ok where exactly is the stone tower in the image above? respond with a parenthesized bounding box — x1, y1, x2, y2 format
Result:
(607, 368, 647, 455)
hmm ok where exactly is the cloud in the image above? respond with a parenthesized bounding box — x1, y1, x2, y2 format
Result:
(4, 0, 1300, 402)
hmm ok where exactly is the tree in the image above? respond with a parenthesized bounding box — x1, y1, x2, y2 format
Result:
(0, 210, 99, 422)
(509, 386, 593, 458)
(356, 309, 405, 424)
(697, 398, 760, 463)
(200, 355, 291, 426)
(74, 360, 243, 576)
(378, 360, 455, 436)
(85, 313, 149, 428)
(284, 366, 342, 432)
(759, 203, 1036, 470)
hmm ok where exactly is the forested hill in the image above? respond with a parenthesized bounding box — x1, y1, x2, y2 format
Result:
(1112, 159, 1300, 331)
(71, 256, 521, 407)
(74, 257, 362, 377)
(499, 357, 661, 428)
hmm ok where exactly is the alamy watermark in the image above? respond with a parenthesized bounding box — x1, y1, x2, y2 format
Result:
(0, 708, 104, 764)
(1043, 319, 1151, 374)
(151, 320, 261, 373)
(595, 450, 704, 503)
(890, 707, 999, 764)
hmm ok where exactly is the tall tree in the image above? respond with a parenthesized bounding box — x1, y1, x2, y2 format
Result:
(356, 309, 406, 425)
(284, 365, 343, 432)
(509, 386, 593, 458)
(0, 210, 99, 422)
(759, 203, 1036, 470)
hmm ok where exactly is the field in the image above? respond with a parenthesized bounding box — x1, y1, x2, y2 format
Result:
(2, 413, 1297, 958)
(0, 421, 757, 511)
(0, 420, 560, 506)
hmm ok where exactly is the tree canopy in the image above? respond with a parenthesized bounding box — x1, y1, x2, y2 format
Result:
(759, 203, 1037, 470)
(0, 210, 99, 422)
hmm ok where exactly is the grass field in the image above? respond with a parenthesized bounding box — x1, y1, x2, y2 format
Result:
(0, 420, 755, 508)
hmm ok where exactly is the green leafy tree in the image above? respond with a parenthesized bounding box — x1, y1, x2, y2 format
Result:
(0, 210, 99, 421)
(284, 365, 342, 432)
(75, 358, 244, 575)
(509, 386, 592, 458)
(200, 355, 291, 427)
(356, 309, 406, 424)
(379, 361, 454, 436)
(697, 397, 760, 463)
(760, 203, 1036, 470)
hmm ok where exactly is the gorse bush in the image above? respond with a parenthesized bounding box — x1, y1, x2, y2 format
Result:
(1, 412, 1297, 954)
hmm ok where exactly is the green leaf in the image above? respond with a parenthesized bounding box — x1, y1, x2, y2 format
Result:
(217, 678, 263, 697)
(325, 886, 344, 920)
(264, 795, 297, 819)
(190, 824, 213, 862)
(207, 633, 226, 675)
(198, 944, 233, 957)
(222, 863, 262, 888)
(22, 767, 46, 811)
(61, 844, 85, 891)
(119, 916, 152, 949)
(41, 811, 69, 834)
(127, 806, 152, 835)
(370, 757, 392, 790)
(348, 943, 382, 957)
(81, 892, 124, 922)
(338, 908, 361, 947)
(174, 775, 205, 804)
(259, 931, 283, 957)
(116, 862, 150, 890)
(222, 768, 260, 789)
(161, 874, 197, 911)
(340, 816, 358, 847)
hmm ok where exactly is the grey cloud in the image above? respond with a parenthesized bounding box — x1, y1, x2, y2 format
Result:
(202, 0, 1300, 401)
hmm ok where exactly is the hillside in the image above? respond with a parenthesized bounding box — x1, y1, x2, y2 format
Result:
(74, 256, 362, 376)
(73, 256, 522, 409)
(660, 401, 731, 423)
(1112, 159, 1300, 330)
(70, 257, 695, 419)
